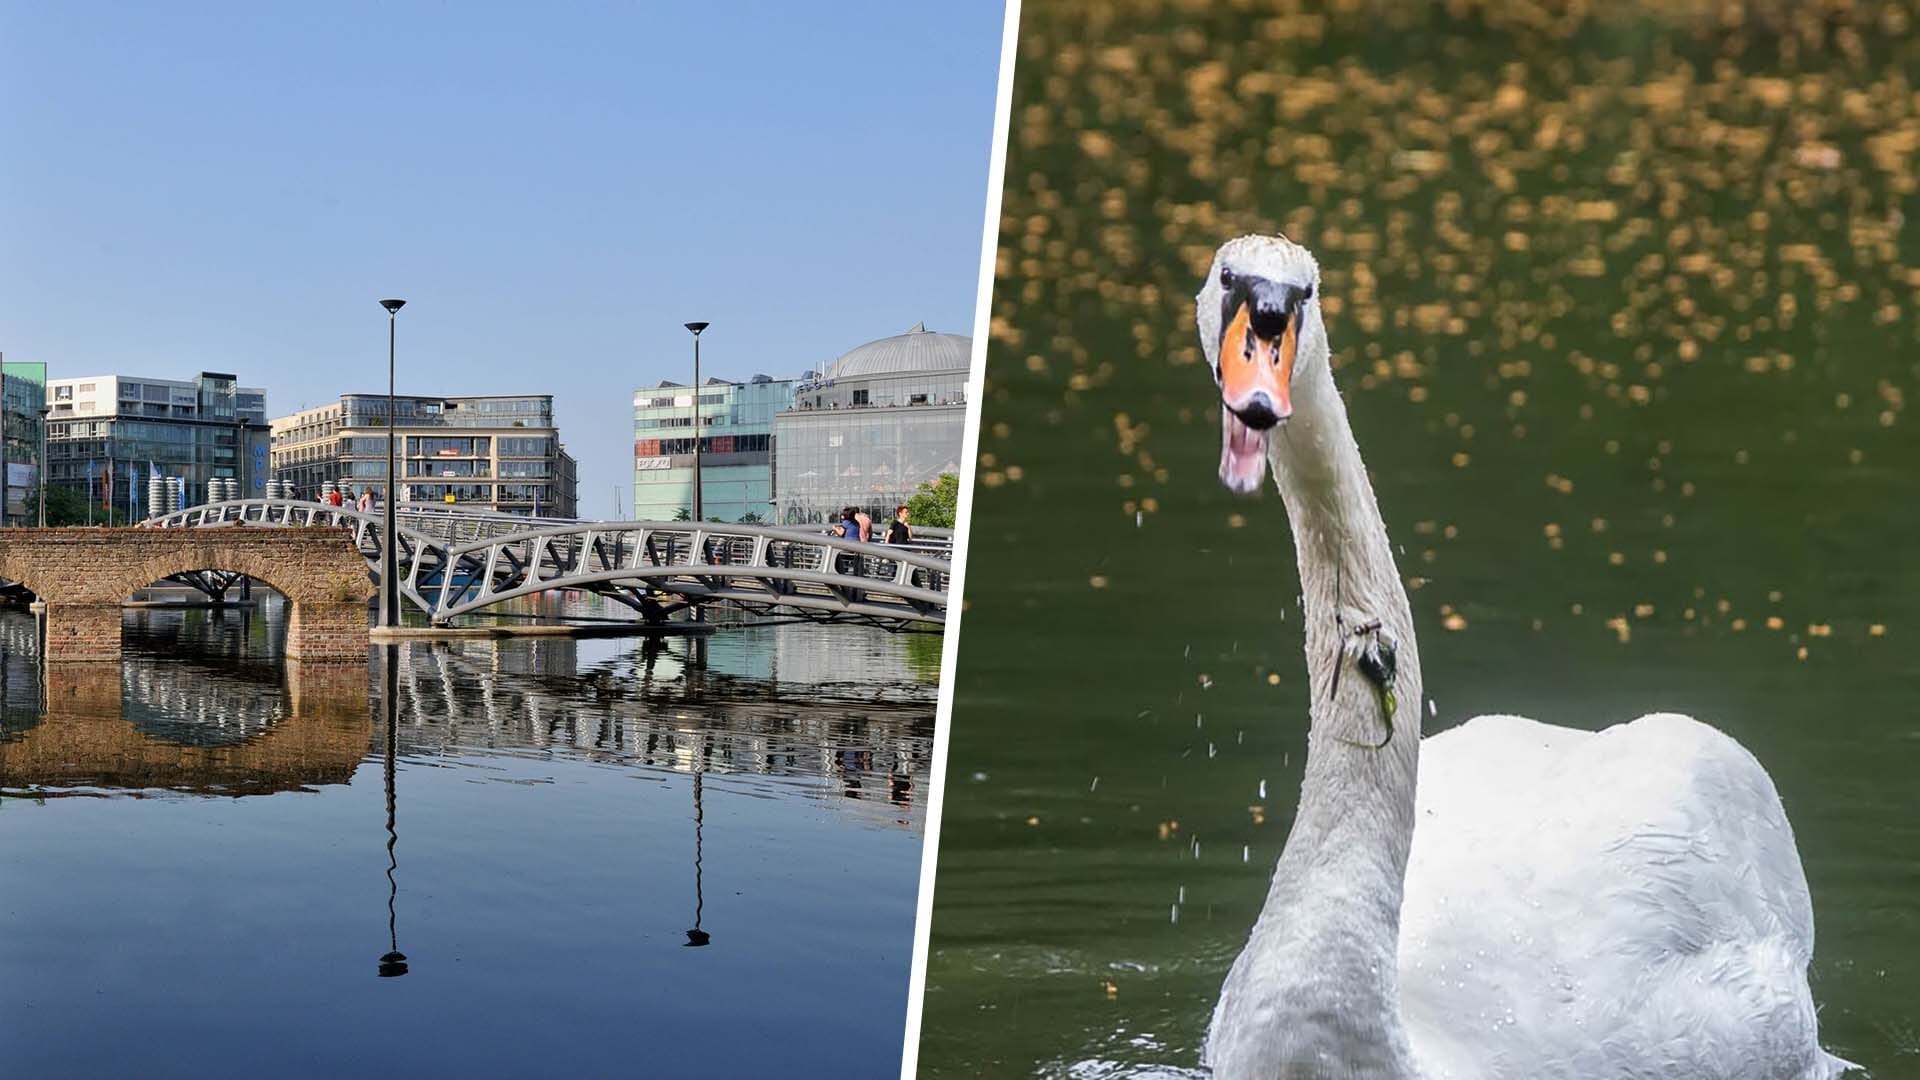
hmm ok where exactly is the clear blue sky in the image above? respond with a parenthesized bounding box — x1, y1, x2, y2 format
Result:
(0, 2, 1003, 517)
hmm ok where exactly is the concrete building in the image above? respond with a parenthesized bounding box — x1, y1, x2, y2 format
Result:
(269, 393, 578, 516)
(0, 356, 48, 525)
(772, 323, 969, 525)
(45, 371, 269, 517)
(632, 375, 794, 522)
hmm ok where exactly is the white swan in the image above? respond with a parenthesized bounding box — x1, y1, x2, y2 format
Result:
(1194, 234, 1857, 1080)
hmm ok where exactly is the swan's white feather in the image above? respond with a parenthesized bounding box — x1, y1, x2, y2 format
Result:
(1399, 712, 1855, 1079)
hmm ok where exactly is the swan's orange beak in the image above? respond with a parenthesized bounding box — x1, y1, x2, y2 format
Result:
(1218, 301, 1296, 495)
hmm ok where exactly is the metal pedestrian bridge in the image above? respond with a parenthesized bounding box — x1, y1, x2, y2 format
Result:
(140, 500, 951, 630)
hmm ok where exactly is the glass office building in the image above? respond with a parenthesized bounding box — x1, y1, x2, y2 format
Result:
(271, 393, 578, 516)
(45, 371, 269, 517)
(1, 357, 48, 525)
(772, 323, 970, 525)
(632, 375, 795, 522)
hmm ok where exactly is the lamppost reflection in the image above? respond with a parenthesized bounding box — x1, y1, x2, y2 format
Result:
(685, 737, 710, 948)
(378, 644, 409, 977)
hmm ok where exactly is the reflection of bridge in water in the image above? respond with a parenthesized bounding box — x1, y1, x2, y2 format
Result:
(0, 613, 931, 816)
(390, 637, 931, 816)
(0, 665, 369, 797)
(142, 499, 952, 631)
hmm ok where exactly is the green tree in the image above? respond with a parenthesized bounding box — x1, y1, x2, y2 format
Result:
(672, 506, 692, 522)
(738, 511, 764, 524)
(42, 484, 134, 526)
(906, 472, 960, 528)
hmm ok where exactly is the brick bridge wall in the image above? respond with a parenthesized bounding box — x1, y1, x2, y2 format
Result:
(0, 528, 374, 662)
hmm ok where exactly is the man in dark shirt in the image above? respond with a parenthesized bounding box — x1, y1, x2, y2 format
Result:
(886, 505, 912, 545)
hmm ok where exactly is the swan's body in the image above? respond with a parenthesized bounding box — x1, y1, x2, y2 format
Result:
(1192, 235, 1854, 1079)
(1393, 713, 1838, 1080)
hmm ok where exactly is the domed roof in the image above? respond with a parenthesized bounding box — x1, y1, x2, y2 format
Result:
(824, 323, 972, 380)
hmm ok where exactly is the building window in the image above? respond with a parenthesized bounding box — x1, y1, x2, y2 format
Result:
(852, 389, 870, 405)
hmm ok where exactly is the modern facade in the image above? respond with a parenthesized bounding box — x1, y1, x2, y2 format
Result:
(45, 372, 269, 518)
(0, 356, 48, 525)
(772, 323, 969, 525)
(632, 375, 794, 522)
(270, 393, 579, 517)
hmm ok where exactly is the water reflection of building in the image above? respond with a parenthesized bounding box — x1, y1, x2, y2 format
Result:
(0, 609, 932, 826)
(773, 323, 969, 525)
(395, 640, 933, 827)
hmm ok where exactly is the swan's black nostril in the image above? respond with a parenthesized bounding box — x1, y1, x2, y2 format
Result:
(1248, 278, 1295, 340)
(1232, 393, 1282, 431)
(1250, 303, 1290, 341)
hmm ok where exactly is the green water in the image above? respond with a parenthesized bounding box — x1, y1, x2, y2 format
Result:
(923, 1, 1920, 1073)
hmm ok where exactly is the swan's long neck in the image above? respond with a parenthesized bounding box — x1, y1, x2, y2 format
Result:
(1272, 372, 1422, 899)
(1227, 368, 1425, 1072)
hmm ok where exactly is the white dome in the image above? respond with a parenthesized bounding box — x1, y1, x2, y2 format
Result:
(824, 323, 972, 380)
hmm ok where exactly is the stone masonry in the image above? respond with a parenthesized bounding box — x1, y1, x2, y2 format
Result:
(0, 528, 374, 662)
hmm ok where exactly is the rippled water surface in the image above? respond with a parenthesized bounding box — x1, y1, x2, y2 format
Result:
(923, 2, 1920, 1074)
(1, 603, 936, 1077)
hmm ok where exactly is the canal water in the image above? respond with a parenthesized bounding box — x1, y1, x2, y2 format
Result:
(0, 602, 937, 1077)
(923, 2, 1919, 1075)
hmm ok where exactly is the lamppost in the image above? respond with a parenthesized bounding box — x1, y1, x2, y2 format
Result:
(683, 321, 708, 523)
(379, 299, 406, 628)
(37, 405, 50, 527)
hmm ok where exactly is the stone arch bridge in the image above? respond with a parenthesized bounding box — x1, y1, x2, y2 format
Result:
(0, 528, 372, 662)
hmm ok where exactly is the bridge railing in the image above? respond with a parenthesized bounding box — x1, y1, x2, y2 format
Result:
(141, 499, 955, 558)
(138, 499, 951, 628)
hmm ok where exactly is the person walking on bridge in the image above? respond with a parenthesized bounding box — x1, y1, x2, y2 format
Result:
(886, 505, 912, 546)
(355, 488, 373, 513)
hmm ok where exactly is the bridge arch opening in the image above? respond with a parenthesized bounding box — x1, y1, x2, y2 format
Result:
(0, 529, 374, 662)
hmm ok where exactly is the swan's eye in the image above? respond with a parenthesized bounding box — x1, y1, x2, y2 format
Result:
(1220, 267, 1234, 288)
(1301, 284, 1314, 302)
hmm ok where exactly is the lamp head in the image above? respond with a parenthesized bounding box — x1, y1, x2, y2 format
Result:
(684, 321, 709, 336)
(380, 299, 407, 315)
